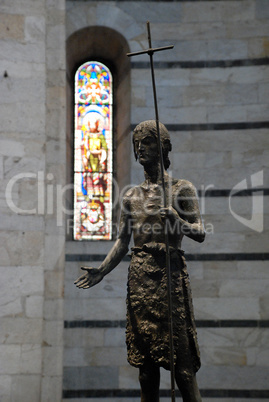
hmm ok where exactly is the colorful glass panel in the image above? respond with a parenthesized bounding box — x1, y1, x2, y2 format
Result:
(74, 62, 113, 240)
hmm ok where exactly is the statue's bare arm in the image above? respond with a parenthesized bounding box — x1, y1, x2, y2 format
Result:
(160, 181, 205, 243)
(75, 196, 132, 289)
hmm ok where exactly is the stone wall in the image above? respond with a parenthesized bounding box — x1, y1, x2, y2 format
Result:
(0, 0, 268, 401)
(0, 0, 66, 400)
(64, 1, 269, 401)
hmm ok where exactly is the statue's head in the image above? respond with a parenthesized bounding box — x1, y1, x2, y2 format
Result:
(133, 120, 172, 170)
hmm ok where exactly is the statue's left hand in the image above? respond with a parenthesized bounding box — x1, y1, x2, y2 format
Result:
(160, 206, 179, 224)
(74, 267, 104, 289)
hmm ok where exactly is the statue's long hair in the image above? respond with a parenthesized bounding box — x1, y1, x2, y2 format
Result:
(133, 120, 172, 170)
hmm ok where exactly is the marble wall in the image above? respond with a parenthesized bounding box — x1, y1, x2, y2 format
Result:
(0, 0, 268, 401)
(0, 0, 66, 400)
(64, 0, 269, 400)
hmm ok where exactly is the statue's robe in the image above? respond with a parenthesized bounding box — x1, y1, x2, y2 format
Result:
(126, 242, 200, 373)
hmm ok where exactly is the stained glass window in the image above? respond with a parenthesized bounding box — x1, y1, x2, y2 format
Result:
(74, 61, 113, 240)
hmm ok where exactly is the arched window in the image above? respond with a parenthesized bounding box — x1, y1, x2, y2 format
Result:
(73, 61, 113, 240)
(66, 26, 131, 242)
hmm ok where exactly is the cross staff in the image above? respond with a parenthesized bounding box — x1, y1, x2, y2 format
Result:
(127, 22, 176, 402)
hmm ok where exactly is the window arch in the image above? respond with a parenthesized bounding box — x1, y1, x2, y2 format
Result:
(66, 26, 131, 241)
(74, 61, 113, 240)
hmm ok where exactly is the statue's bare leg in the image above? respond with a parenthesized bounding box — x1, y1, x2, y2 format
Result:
(175, 366, 202, 402)
(139, 361, 160, 402)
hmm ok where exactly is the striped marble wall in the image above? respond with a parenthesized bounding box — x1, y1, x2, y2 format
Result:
(64, 0, 269, 400)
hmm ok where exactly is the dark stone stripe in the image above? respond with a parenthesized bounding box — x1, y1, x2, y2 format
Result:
(201, 389, 269, 398)
(63, 388, 269, 398)
(64, 320, 126, 329)
(131, 58, 269, 69)
(197, 188, 269, 197)
(186, 253, 269, 261)
(66, 253, 269, 262)
(131, 121, 269, 131)
(66, 254, 131, 262)
(196, 320, 269, 328)
(71, 0, 260, 3)
(64, 319, 269, 329)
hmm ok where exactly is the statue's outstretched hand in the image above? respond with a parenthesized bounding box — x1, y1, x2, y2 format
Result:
(74, 267, 104, 289)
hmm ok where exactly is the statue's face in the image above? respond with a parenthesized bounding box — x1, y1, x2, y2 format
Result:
(133, 130, 159, 166)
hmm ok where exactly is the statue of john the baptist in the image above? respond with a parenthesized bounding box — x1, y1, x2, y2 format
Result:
(75, 120, 205, 402)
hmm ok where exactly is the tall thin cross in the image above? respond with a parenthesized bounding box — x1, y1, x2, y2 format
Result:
(127, 22, 176, 402)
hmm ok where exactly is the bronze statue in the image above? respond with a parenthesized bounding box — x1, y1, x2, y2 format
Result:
(75, 120, 205, 402)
